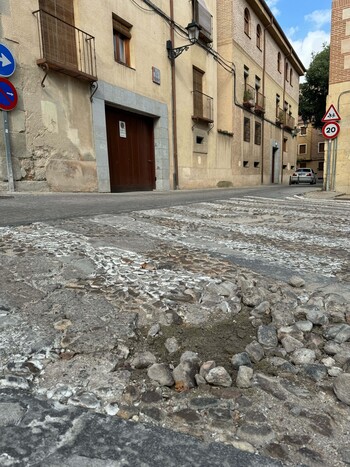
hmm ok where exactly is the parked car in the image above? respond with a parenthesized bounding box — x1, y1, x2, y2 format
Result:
(289, 168, 317, 185)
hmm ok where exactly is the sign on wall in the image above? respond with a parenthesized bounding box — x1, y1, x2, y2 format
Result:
(0, 77, 18, 111)
(119, 121, 127, 138)
(0, 43, 16, 78)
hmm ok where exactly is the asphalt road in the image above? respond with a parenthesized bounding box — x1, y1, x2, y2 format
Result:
(0, 184, 321, 227)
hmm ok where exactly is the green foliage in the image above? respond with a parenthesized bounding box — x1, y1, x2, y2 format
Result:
(299, 45, 330, 128)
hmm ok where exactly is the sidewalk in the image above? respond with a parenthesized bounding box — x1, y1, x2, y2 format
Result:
(304, 188, 350, 200)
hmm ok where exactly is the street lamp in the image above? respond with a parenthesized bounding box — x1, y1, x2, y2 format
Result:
(166, 22, 201, 60)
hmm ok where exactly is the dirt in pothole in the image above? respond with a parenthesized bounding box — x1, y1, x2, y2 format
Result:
(135, 308, 256, 369)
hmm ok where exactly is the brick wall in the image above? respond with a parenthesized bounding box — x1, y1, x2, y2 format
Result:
(330, 0, 350, 84)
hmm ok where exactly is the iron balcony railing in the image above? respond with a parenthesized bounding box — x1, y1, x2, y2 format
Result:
(192, 90, 214, 122)
(255, 91, 265, 113)
(276, 108, 295, 130)
(33, 9, 97, 82)
(243, 84, 255, 108)
(284, 112, 295, 130)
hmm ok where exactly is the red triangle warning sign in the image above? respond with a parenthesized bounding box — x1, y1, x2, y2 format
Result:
(322, 104, 341, 122)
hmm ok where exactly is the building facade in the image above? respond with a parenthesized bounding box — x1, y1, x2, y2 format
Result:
(217, 0, 305, 187)
(296, 118, 325, 180)
(0, 0, 304, 193)
(328, 0, 350, 194)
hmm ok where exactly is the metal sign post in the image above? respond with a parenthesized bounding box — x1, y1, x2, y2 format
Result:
(322, 107, 341, 192)
(2, 110, 14, 192)
(0, 44, 17, 192)
(325, 139, 332, 192)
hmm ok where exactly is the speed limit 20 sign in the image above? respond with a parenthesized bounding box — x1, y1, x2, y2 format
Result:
(322, 121, 340, 140)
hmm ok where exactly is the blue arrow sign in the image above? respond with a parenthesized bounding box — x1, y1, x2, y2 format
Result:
(0, 43, 16, 78)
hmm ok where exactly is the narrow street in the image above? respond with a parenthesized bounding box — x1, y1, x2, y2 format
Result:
(1, 187, 350, 466)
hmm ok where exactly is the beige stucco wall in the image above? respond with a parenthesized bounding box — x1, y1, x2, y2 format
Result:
(0, 0, 96, 192)
(216, 0, 301, 187)
(0, 0, 302, 193)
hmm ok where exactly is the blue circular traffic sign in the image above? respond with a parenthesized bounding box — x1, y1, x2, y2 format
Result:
(0, 44, 16, 78)
(0, 78, 18, 111)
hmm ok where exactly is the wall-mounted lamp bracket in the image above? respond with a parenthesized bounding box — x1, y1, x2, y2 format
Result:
(166, 21, 201, 61)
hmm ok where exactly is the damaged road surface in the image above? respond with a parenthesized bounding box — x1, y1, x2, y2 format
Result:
(1, 194, 350, 466)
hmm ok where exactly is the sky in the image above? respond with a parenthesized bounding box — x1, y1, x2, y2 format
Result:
(265, 0, 332, 69)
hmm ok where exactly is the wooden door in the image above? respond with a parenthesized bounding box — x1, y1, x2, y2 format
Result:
(105, 106, 156, 192)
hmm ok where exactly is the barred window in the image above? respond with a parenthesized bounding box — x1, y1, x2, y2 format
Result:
(254, 122, 261, 145)
(244, 117, 250, 142)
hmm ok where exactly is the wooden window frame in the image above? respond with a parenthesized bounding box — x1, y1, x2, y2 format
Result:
(113, 14, 132, 66)
(277, 52, 281, 73)
(256, 24, 262, 50)
(298, 144, 307, 155)
(244, 8, 251, 37)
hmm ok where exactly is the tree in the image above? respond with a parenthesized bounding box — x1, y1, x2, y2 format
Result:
(299, 45, 330, 128)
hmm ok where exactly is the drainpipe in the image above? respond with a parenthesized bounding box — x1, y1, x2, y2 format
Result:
(169, 0, 179, 189)
(262, 19, 273, 184)
(281, 50, 292, 184)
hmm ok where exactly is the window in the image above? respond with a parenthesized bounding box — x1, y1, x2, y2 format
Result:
(318, 161, 324, 171)
(244, 65, 249, 88)
(243, 160, 249, 167)
(298, 144, 307, 155)
(277, 52, 281, 72)
(285, 62, 289, 81)
(193, 67, 204, 118)
(318, 142, 325, 153)
(290, 68, 293, 85)
(276, 94, 280, 118)
(254, 161, 260, 168)
(256, 24, 262, 49)
(254, 122, 261, 145)
(300, 127, 307, 135)
(244, 117, 250, 142)
(283, 137, 288, 152)
(113, 14, 132, 66)
(193, 0, 213, 43)
(39, 0, 77, 68)
(244, 8, 251, 36)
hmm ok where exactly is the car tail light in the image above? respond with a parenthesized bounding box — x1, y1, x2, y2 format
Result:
(307, 173, 311, 176)
(293, 172, 298, 176)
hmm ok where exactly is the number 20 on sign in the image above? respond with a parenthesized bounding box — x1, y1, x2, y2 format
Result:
(322, 121, 340, 140)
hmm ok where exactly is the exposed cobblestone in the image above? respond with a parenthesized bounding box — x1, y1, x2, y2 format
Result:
(1, 196, 350, 466)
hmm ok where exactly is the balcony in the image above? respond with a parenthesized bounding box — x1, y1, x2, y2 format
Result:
(275, 108, 295, 130)
(33, 9, 97, 83)
(254, 91, 265, 115)
(192, 90, 214, 124)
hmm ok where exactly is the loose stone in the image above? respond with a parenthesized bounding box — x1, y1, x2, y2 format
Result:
(333, 373, 350, 405)
(131, 351, 157, 369)
(288, 276, 305, 288)
(245, 340, 264, 363)
(205, 366, 232, 387)
(257, 324, 278, 348)
(147, 363, 174, 387)
(231, 352, 252, 369)
(236, 366, 254, 388)
(165, 337, 180, 354)
(291, 348, 316, 365)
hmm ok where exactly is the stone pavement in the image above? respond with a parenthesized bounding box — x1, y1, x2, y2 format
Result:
(1, 191, 350, 466)
(0, 388, 281, 467)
